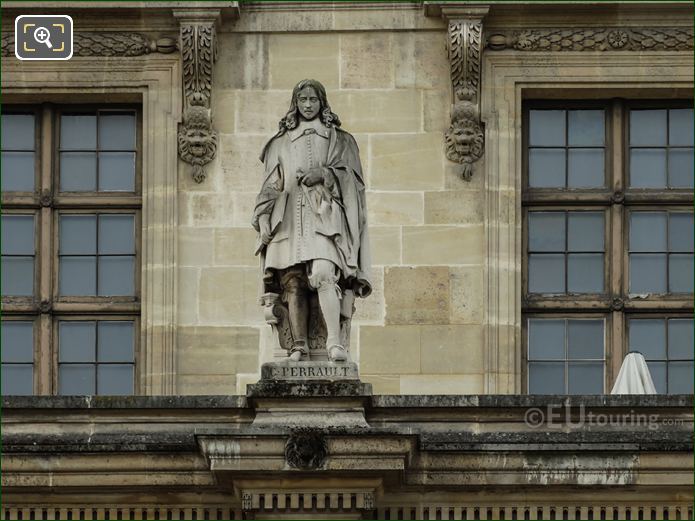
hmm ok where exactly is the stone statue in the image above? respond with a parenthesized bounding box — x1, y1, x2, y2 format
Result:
(252, 79, 372, 363)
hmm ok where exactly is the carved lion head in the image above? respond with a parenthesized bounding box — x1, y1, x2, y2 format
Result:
(445, 117, 484, 164)
(178, 104, 218, 166)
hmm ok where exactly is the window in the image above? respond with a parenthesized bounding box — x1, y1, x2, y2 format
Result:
(523, 101, 693, 395)
(1, 106, 141, 396)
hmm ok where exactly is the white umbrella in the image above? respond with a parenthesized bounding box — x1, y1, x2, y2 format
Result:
(610, 351, 658, 394)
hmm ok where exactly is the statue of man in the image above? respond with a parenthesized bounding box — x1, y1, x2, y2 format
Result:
(252, 79, 372, 363)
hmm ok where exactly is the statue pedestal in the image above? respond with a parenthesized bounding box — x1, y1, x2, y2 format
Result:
(247, 361, 372, 429)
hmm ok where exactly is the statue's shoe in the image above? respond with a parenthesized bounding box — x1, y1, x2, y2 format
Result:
(328, 345, 347, 362)
(288, 350, 303, 362)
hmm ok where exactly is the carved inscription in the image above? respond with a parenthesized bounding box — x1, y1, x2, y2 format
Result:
(270, 365, 352, 379)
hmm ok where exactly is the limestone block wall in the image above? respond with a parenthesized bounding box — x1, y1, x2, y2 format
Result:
(176, 8, 486, 395)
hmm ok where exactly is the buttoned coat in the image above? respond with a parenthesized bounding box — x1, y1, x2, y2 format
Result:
(253, 121, 372, 298)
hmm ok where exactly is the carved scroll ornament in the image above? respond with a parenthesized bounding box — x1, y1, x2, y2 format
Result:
(177, 21, 218, 183)
(487, 27, 694, 52)
(445, 19, 485, 181)
(2, 32, 176, 57)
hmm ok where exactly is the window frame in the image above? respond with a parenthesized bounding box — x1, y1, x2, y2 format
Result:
(522, 98, 694, 394)
(0, 105, 42, 200)
(1, 103, 142, 396)
(52, 208, 141, 309)
(624, 312, 694, 394)
(522, 313, 610, 394)
(51, 315, 140, 396)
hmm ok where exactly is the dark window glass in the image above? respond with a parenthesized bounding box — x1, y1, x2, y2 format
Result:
(58, 320, 134, 395)
(629, 211, 694, 294)
(629, 108, 694, 188)
(1, 114, 36, 192)
(528, 211, 605, 295)
(59, 214, 135, 296)
(59, 112, 136, 192)
(1, 215, 35, 296)
(528, 318, 605, 394)
(1, 321, 34, 395)
(60, 115, 97, 149)
(628, 318, 694, 394)
(60, 152, 97, 192)
(528, 109, 605, 188)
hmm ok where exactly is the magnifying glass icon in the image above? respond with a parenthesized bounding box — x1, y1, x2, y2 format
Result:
(33, 26, 53, 49)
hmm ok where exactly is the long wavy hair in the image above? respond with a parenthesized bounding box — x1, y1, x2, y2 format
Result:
(278, 79, 341, 131)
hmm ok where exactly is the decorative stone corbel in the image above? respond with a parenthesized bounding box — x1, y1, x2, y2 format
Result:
(173, 9, 223, 183)
(426, 4, 489, 181)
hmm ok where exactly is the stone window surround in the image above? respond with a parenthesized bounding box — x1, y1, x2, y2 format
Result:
(2, 104, 143, 396)
(482, 51, 693, 393)
(1, 56, 182, 395)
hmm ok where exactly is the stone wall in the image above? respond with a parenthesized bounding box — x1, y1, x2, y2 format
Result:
(176, 9, 488, 394)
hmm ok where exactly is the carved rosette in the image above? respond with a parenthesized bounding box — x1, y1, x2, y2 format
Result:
(285, 429, 328, 470)
(2, 32, 177, 57)
(486, 27, 694, 52)
(445, 18, 485, 181)
(177, 19, 218, 183)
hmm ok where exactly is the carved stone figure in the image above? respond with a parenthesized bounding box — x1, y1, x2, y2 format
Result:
(444, 87, 485, 181)
(445, 18, 485, 181)
(252, 79, 372, 363)
(177, 96, 218, 183)
(285, 429, 328, 470)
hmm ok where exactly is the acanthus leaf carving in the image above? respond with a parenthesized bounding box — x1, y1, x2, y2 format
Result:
(445, 18, 485, 181)
(178, 20, 218, 183)
(180, 23, 217, 106)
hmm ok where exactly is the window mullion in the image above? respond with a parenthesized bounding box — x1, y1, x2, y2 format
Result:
(605, 101, 626, 391)
(37, 104, 55, 395)
(610, 100, 624, 195)
(38, 104, 54, 305)
(36, 315, 52, 395)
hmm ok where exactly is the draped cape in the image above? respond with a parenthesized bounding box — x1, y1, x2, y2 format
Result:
(252, 126, 372, 298)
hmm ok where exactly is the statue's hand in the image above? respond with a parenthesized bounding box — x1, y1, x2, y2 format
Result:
(297, 167, 325, 187)
(259, 215, 273, 245)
